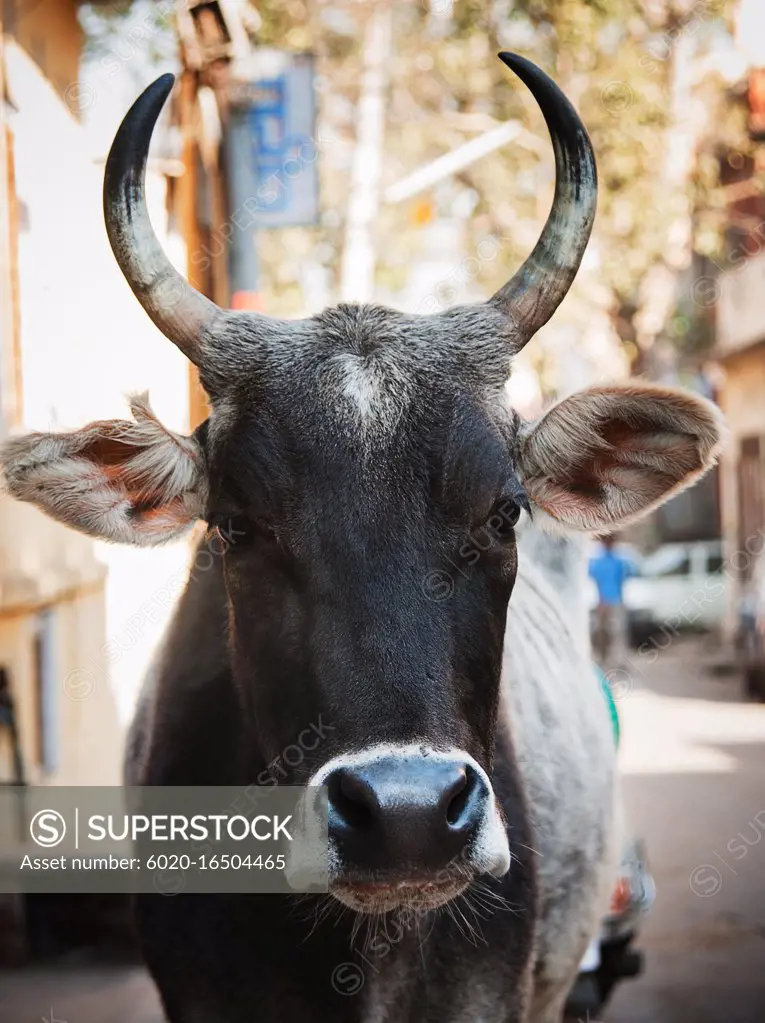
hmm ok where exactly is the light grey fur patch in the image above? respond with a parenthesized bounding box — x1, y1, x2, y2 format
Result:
(318, 350, 413, 439)
(502, 525, 621, 1009)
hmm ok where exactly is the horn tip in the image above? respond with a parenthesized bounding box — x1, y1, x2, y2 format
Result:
(151, 72, 176, 98)
(497, 52, 541, 88)
(497, 52, 523, 71)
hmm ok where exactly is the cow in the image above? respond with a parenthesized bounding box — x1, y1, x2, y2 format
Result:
(0, 53, 722, 1023)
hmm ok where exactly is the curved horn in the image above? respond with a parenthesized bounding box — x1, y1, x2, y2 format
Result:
(104, 74, 221, 363)
(491, 53, 597, 347)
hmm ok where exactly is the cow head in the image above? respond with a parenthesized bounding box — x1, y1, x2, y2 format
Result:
(0, 55, 722, 912)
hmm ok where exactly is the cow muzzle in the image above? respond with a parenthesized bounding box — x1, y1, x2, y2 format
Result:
(289, 745, 511, 913)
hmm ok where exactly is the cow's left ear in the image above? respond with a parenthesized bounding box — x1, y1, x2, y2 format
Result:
(516, 384, 725, 531)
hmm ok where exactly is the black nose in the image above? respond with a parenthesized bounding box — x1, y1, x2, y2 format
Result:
(325, 755, 489, 876)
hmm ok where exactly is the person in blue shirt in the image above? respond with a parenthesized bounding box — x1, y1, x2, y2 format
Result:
(589, 536, 635, 667)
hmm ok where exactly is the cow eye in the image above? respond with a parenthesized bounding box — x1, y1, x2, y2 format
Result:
(483, 499, 521, 537)
(479, 487, 529, 539)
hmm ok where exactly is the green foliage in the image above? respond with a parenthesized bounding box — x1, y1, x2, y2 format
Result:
(254, 0, 736, 340)
(78, 0, 742, 350)
(80, 0, 176, 66)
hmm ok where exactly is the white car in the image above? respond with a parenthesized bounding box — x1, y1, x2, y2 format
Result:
(628, 540, 726, 633)
(586, 540, 727, 642)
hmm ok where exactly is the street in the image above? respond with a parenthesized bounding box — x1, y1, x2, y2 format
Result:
(608, 636, 765, 1023)
(1, 638, 764, 1022)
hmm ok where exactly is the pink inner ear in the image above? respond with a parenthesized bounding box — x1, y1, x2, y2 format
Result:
(568, 433, 699, 521)
(80, 433, 166, 513)
(130, 498, 199, 539)
(523, 408, 713, 530)
(527, 467, 676, 530)
(596, 423, 703, 480)
(83, 430, 142, 466)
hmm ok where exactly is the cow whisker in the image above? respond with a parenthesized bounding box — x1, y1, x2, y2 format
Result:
(468, 880, 524, 918)
(350, 907, 367, 949)
(513, 840, 543, 859)
(301, 893, 341, 942)
(441, 896, 484, 947)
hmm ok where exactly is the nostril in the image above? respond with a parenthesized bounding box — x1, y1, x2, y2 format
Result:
(328, 769, 378, 830)
(444, 766, 480, 829)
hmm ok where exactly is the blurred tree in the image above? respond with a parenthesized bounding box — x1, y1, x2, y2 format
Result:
(251, 0, 738, 386)
(80, 0, 177, 70)
(79, 0, 743, 385)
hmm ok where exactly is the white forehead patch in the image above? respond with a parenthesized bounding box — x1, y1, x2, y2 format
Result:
(336, 353, 380, 418)
(326, 352, 412, 436)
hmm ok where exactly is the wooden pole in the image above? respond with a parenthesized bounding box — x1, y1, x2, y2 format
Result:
(0, 9, 22, 430)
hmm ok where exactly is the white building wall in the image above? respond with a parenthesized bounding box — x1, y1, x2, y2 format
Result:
(0, 42, 192, 783)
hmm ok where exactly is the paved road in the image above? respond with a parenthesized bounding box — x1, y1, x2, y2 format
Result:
(2, 638, 764, 1022)
(607, 636, 765, 1023)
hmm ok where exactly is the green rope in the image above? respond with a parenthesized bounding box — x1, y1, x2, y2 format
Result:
(595, 665, 621, 748)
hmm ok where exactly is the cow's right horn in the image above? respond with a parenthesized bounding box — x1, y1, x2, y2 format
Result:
(103, 74, 221, 365)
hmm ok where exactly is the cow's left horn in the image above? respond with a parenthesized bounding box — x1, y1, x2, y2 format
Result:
(490, 53, 597, 348)
(104, 74, 221, 364)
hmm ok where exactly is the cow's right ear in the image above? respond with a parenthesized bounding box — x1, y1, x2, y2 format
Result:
(0, 395, 207, 546)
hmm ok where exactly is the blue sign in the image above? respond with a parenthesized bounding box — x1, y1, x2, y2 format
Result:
(227, 51, 319, 230)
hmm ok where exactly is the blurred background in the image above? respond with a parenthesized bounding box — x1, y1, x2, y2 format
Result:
(0, 0, 764, 1020)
